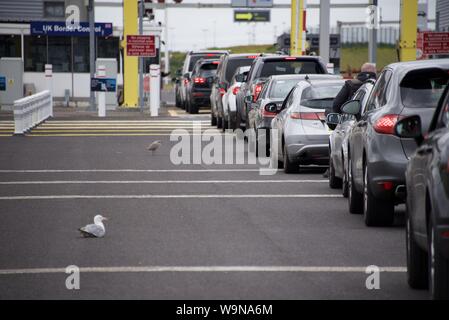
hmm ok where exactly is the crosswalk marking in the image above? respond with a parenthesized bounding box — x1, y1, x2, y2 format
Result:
(0, 121, 14, 136)
(24, 119, 215, 137)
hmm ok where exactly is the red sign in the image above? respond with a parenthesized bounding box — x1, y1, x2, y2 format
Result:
(126, 35, 156, 57)
(418, 32, 449, 56)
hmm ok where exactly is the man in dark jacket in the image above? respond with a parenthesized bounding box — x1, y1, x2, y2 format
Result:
(332, 63, 377, 114)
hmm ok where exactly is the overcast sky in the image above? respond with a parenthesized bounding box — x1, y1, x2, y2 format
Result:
(96, 0, 436, 51)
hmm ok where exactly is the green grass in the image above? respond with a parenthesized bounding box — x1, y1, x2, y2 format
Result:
(168, 43, 399, 77)
(341, 44, 398, 73)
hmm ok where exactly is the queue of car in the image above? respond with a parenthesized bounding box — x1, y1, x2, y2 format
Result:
(174, 51, 449, 299)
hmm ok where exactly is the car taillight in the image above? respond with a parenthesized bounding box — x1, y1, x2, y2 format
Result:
(193, 77, 206, 84)
(373, 114, 399, 135)
(290, 112, 321, 120)
(253, 84, 263, 102)
(247, 55, 258, 59)
(232, 86, 240, 95)
(219, 88, 226, 96)
(284, 57, 297, 60)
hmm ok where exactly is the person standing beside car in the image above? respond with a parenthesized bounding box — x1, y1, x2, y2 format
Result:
(332, 63, 377, 114)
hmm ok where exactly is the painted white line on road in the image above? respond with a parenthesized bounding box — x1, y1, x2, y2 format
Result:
(0, 169, 263, 173)
(0, 194, 342, 200)
(0, 265, 406, 275)
(0, 180, 327, 185)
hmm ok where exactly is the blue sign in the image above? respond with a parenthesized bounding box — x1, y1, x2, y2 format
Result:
(30, 22, 113, 37)
(0, 76, 5, 91)
(91, 78, 116, 92)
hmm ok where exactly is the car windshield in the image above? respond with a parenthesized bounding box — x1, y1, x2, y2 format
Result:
(225, 58, 255, 82)
(400, 69, 449, 108)
(189, 54, 222, 71)
(300, 84, 344, 109)
(269, 79, 300, 99)
(260, 60, 324, 78)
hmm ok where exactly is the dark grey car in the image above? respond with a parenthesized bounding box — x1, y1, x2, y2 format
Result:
(327, 80, 375, 195)
(342, 59, 449, 226)
(394, 83, 449, 300)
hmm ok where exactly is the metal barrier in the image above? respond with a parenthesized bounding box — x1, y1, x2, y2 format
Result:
(14, 90, 53, 135)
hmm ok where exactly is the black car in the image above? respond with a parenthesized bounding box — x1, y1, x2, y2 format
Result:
(175, 50, 228, 109)
(210, 54, 258, 128)
(185, 59, 220, 114)
(341, 59, 449, 226)
(394, 83, 449, 300)
(235, 55, 328, 130)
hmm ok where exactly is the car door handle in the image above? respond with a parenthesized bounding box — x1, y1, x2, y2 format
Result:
(357, 121, 367, 127)
(417, 146, 433, 155)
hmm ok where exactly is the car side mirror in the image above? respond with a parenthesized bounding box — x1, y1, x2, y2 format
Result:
(394, 115, 423, 145)
(183, 73, 190, 80)
(326, 113, 341, 126)
(265, 103, 283, 114)
(235, 74, 245, 83)
(176, 69, 182, 77)
(245, 95, 253, 104)
(341, 100, 362, 120)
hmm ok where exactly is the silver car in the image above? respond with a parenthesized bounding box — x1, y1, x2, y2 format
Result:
(271, 79, 346, 173)
(327, 80, 375, 196)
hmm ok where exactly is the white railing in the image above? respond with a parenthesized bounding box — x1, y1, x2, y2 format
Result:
(14, 90, 53, 135)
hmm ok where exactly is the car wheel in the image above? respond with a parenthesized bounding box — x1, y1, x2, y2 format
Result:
(227, 113, 235, 130)
(363, 163, 395, 226)
(222, 116, 228, 132)
(348, 158, 363, 214)
(190, 103, 199, 114)
(217, 115, 223, 129)
(175, 92, 181, 108)
(342, 154, 349, 198)
(236, 111, 244, 131)
(329, 154, 342, 189)
(429, 215, 449, 300)
(211, 113, 217, 126)
(406, 211, 429, 290)
(283, 143, 299, 173)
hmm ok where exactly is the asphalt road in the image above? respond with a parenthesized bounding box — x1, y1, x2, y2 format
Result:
(0, 109, 428, 299)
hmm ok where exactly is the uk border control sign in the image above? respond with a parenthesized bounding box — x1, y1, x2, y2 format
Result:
(126, 35, 156, 57)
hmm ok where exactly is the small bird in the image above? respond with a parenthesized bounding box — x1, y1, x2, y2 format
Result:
(147, 140, 162, 154)
(78, 215, 108, 238)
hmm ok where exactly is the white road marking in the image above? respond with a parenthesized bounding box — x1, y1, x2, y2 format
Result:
(0, 180, 327, 185)
(0, 265, 406, 275)
(0, 169, 263, 173)
(0, 194, 342, 200)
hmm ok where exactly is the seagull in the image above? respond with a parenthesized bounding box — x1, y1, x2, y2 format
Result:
(78, 215, 108, 238)
(147, 140, 162, 154)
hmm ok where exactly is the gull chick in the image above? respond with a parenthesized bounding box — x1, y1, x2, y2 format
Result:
(147, 140, 162, 154)
(79, 215, 108, 238)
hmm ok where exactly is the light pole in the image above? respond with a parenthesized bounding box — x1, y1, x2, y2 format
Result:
(88, 0, 96, 111)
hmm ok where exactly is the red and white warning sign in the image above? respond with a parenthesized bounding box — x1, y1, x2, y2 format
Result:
(126, 35, 156, 57)
(417, 32, 449, 58)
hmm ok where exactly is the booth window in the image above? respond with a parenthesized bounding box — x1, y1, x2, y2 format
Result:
(48, 37, 71, 72)
(0, 35, 21, 58)
(24, 36, 47, 72)
(73, 37, 90, 73)
(44, 1, 65, 18)
(97, 37, 120, 72)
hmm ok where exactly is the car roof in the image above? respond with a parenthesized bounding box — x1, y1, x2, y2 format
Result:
(227, 53, 260, 59)
(189, 50, 228, 55)
(268, 74, 341, 81)
(296, 79, 347, 88)
(386, 59, 449, 80)
(257, 55, 324, 62)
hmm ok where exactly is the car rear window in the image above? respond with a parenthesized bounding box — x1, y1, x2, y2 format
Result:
(300, 84, 344, 110)
(225, 58, 255, 82)
(400, 68, 449, 108)
(260, 60, 324, 78)
(269, 79, 300, 99)
(189, 54, 223, 71)
(199, 63, 218, 78)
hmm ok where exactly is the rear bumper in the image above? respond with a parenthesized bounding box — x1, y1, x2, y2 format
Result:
(367, 158, 407, 202)
(191, 89, 212, 106)
(286, 140, 329, 165)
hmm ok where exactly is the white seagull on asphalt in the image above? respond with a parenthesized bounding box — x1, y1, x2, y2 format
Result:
(147, 140, 162, 154)
(79, 215, 108, 238)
